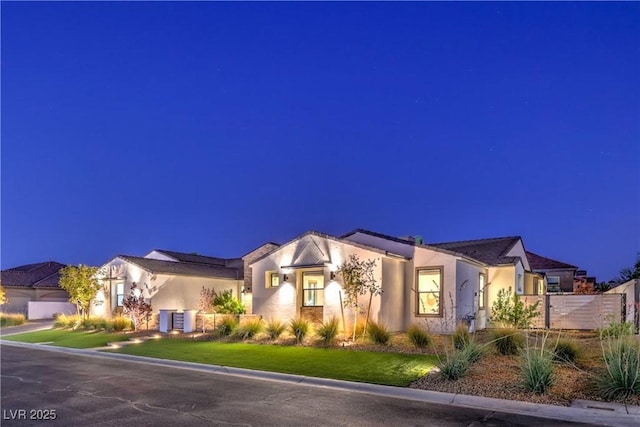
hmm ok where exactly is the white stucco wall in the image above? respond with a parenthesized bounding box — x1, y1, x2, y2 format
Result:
(251, 234, 385, 327)
(455, 260, 484, 325)
(379, 257, 406, 331)
(505, 239, 530, 271)
(94, 257, 241, 317)
(144, 250, 179, 262)
(405, 246, 459, 334)
(485, 265, 517, 327)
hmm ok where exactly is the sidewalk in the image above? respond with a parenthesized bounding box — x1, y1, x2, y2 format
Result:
(1, 340, 638, 427)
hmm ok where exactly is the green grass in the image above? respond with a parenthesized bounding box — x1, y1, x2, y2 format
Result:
(2, 329, 130, 348)
(114, 340, 436, 386)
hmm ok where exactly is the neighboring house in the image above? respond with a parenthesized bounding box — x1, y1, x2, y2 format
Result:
(248, 229, 547, 333)
(93, 250, 246, 319)
(525, 251, 578, 293)
(0, 261, 69, 314)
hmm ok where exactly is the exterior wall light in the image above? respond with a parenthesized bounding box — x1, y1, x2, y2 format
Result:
(283, 274, 289, 282)
(330, 272, 336, 280)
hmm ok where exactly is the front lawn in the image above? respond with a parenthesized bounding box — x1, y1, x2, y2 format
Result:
(2, 329, 130, 349)
(113, 340, 436, 386)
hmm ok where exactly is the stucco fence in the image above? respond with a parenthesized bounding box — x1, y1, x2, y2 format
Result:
(520, 294, 628, 331)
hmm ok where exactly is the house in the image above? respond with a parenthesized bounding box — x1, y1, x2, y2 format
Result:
(525, 251, 578, 292)
(248, 229, 548, 334)
(93, 245, 281, 319)
(0, 261, 70, 314)
(93, 250, 245, 319)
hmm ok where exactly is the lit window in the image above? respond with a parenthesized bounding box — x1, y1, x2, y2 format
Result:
(116, 283, 124, 307)
(479, 273, 487, 309)
(302, 272, 324, 307)
(270, 272, 280, 288)
(416, 267, 442, 316)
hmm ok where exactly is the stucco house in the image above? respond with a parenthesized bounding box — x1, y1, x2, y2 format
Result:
(93, 250, 245, 319)
(248, 229, 548, 334)
(525, 251, 578, 292)
(0, 261, 69, 314)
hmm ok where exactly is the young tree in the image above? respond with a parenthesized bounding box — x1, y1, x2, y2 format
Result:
(122, 282, 152, 331)
(490, 287, 540, 329)
(58, 265, 103, 319)
(0, 284, 7, 305)
(198, 287, 217, 332)
(336, 255, 381, 341)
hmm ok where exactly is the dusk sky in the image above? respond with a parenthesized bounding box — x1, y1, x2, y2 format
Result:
(2, 2, 638, 281)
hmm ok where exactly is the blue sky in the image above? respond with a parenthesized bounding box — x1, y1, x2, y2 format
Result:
(2, 2, 638, 281)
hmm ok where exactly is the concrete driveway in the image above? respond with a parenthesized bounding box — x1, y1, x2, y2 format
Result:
(0, 319, 54, 336)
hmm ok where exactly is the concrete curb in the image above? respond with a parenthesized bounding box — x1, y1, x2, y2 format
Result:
(1, 340, 638, 427)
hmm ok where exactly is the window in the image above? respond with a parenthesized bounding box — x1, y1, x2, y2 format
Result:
(478, 273, 487, 309)
(116, 282, 124, 307)
(547, 276, 561, 293)
(270, 272, 280, 288)
(416, 267, 442, 316)
(516, 273, 523, 294)
(302, 272, 324, 307)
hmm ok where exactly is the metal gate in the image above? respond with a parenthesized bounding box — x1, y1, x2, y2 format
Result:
(172, 312, 184, 330)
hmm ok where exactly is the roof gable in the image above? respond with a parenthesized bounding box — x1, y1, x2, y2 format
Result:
(1, 261, 67, 288)
(428, 236, 523, 266)
(117, 255, 242, 280)
(526, 251, 578, 270)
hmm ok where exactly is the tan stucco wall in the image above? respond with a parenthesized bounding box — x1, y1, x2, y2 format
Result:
(151, 274, 242, 312)
(2, 288, 36, 314)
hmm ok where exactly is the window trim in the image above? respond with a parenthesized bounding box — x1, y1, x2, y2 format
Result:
(478, 272, 487, 309)
(301, 271, 324, 307)
(116, 282, 125, 307)
(269, 272, 280, 288)
(415, 266, 443, 317)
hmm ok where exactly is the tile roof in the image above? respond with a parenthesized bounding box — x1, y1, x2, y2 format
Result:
(119, 255, 242, 280)
(0, 261, 67, 288)
(428, 236, 523, 266)
(526, 251, 577, 270)
(153, 249, 236, 266)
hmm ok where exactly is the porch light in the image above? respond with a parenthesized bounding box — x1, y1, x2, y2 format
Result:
(283, 274, 289, 282)
(330, 272, 336, 280)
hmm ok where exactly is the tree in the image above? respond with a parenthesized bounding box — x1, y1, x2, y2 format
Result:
(122, 282, 152, 331)
(213, 290, 246, 314)
(198, 287, 217, 332)
(58, 265, 103, 319)
(490, 287, 540, 329)
(619, 253, 640, 283)
(336, 255, 381, 341)
(0, 285, 7, 305)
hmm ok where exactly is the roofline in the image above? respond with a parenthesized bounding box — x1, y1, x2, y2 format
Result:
(525, 250, 578, 270)
(341, 228, 490, 266)
(113, 256, 242, 280)
(249, 230, 406, 266)
(241, 242, 281, 258)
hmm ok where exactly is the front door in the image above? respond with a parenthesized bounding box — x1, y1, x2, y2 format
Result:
(300, 271, 324, 323)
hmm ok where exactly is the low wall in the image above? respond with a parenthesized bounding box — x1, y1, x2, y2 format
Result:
(28, 301, 76, 320)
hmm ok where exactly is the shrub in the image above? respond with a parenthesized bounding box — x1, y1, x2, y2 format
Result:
(234, 319, 263, 340)
(597, 337, 640, 400)
(289, 318, 310, 344)
(213, 290, 246, 315)
(111, 316, 132, 331)
(0, 313, 26, 327)
(452, 323, 471, 350)
(406, 324, 431, 348)
(490, 287, 540, 329)
(367, 321, 390, 345)
(54, 313, 81, 329)
(552, 339, 581, 364)
(461, 339, 485, 364)
(521, 347, 554, 394)
(492, 328, 524, 355)
(437, 350, 470, 381)
(216, 315, 238, 336)
(266, 319, 286, 340)
(599, 321, 635, 339)
(316, 317, 340, 345)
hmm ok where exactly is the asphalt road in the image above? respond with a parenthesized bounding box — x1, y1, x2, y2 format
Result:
(1, 345, 589, 427)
